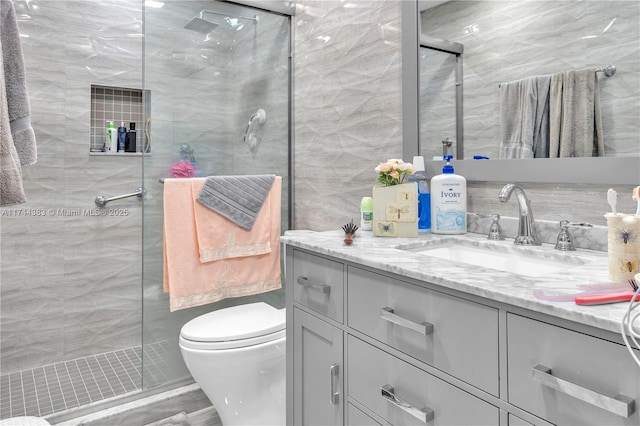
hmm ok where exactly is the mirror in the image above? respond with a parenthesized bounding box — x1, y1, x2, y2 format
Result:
(402, 0, 640, 184)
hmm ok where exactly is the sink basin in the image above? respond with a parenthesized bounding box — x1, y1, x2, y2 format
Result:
(397, 238, 584, 277)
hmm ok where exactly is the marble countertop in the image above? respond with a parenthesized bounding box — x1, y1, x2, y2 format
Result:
(281, 230, 639, 337)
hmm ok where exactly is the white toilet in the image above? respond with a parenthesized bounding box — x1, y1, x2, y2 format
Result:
(179, 302, 286, 426)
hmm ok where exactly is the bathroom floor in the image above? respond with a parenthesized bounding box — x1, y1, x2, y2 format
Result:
(0, 341, 176, 420)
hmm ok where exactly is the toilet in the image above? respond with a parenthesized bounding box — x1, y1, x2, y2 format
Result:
(179, 302, 286, 426)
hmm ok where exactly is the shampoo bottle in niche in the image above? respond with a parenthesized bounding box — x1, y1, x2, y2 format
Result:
(431, 155, 466, 234)
(117, 122, 127, 152)
(125, 122, 137, 152)
(105, 121, 116, 153)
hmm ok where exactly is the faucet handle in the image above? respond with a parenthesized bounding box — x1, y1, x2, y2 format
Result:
(555, 220, 593, 251)
(487, 214, 505, 241)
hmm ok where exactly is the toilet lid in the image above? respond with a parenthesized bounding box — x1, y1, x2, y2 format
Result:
(180, 302, 285, 343)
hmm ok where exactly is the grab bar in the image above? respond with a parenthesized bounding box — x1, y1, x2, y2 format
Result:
(95, 187, 145, 207)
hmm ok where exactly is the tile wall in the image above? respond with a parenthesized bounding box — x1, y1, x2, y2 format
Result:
(293, 0, 404, 231)
(292, 0, 638, 234)
(0, 0, 144, 374)
(1, 0, 290, 381)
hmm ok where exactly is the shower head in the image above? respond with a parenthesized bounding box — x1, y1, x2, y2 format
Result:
(184, 17, 219, 34)
(185, 9, 258, 35)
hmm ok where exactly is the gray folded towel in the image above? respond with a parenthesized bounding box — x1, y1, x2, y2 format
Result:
(197, 175, 276, 230)
(1, 32, 26, 206)
(1, 0, 37, 166)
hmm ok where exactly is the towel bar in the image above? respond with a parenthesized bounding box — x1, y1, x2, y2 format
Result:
(95, 187, 145, 207)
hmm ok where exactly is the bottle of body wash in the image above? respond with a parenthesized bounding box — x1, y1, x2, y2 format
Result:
(430, 155, 466, 234)
(105, 121, 116, 153)
(117, 122, 126, 152)
(125, 122, 137, 152)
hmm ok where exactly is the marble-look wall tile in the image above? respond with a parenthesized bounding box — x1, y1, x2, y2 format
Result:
(293, 0, 403, 231)
(0, 0, 143, 374)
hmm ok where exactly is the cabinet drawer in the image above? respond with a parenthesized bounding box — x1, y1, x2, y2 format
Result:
(507, 313, 640, 425)
(347, 266, 499, 396)
(347, 336, 499, 426)
(293, 249, 344, 323)
(348, 403, 382, 425)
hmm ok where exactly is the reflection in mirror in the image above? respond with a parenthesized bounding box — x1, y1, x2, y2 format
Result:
(418, 0, 640, 160)
(419, 36, 463, 160)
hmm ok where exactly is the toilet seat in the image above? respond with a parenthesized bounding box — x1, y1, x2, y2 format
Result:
(180, 302, 285, 350)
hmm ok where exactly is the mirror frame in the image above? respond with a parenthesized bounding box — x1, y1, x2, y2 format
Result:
(402, 0, 639, 184)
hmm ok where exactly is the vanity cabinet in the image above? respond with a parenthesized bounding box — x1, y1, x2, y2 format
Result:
(292, 308, 344, 426)
(348, 336, 499, 425)
(286, 245, 640, 426)
(347, 265, 499, 396)
(507, 313, 640, 426)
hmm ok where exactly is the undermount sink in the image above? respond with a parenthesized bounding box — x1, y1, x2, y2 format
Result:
(396, 238, 584, 277)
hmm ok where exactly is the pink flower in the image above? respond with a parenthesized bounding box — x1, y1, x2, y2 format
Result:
(375, 158, 415, 186)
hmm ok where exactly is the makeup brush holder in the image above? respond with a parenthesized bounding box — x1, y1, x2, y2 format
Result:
(606, 214, 640, 281)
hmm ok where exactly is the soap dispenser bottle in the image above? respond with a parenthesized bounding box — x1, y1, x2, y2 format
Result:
(407, 156, 431, 231)
(430, 155, 467, 234)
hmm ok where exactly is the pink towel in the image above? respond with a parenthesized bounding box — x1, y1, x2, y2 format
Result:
(163, 177, 282, 311)
(191, 179, 272, 262)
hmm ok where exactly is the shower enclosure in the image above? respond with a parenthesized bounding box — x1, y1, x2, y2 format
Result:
(141, 0, 291, 390)
(0, 0, 290, 421)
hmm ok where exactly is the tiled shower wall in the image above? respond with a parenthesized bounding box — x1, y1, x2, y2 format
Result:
(1, 0, 289, 379)
(292, 0, 638, 232)
(0, 0, 144, 374)
(420, 0, 640, 160)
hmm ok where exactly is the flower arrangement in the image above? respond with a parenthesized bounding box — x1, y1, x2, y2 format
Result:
(374, 159, 415, 186)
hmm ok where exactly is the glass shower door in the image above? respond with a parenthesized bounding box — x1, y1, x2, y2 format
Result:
(142, 0, 291, 390)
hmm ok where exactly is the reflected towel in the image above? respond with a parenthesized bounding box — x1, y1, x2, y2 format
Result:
(191, 178, 272, 262)
(1, 0, 37, 166)
(499, 75, 551, 159)
(549, 69, 604, 157)
(163, 177, 282, 311)
(197, 175, 275, 230)
(0, 34, 26, 206)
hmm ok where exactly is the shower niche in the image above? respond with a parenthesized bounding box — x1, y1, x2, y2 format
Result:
(90, 85, 150, 155)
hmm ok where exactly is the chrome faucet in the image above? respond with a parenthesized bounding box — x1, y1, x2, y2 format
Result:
(498, 184, 541, 245)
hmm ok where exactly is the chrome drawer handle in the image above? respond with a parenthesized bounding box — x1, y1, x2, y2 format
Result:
(532, 364, 635, 418)
(380, 307, 434, 336)
(329, 364, 340, 405)
(381, 384, 434, 424)
(296, 276, 331, 294)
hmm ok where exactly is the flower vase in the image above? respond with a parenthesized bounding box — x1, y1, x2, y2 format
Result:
(372, 183, 418, 237)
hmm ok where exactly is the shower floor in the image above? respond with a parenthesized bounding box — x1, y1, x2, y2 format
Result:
(0, 341, 178, 420)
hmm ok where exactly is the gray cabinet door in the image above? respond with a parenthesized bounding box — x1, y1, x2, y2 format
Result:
(293, 308, 344, 425)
